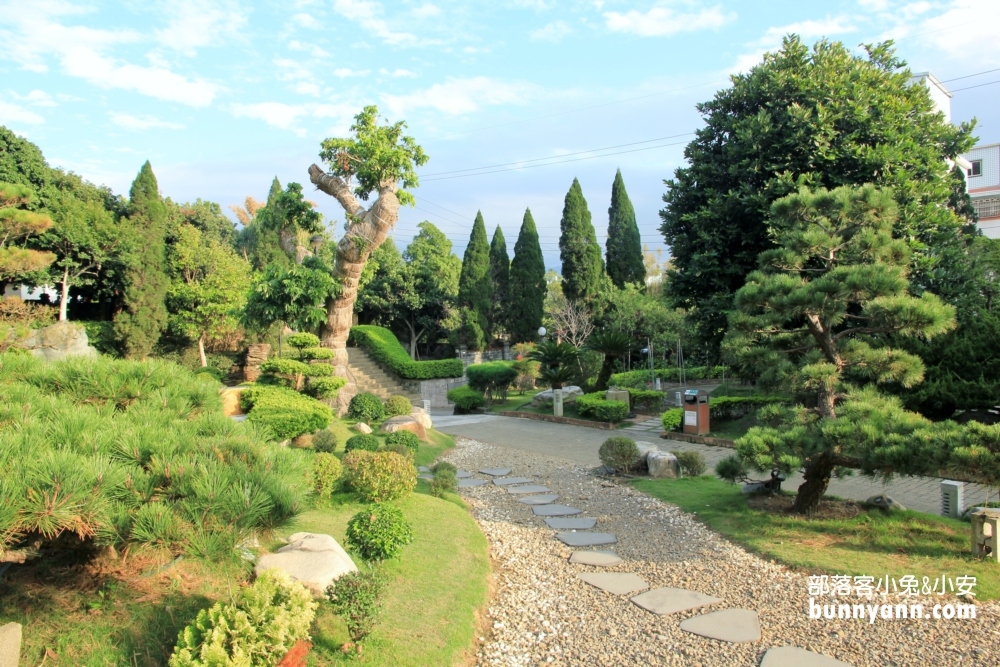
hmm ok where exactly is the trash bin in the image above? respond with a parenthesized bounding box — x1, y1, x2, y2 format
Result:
(683, 389, 710, 435)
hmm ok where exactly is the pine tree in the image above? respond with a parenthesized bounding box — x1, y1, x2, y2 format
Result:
(605, 169, 645, 288)
(488, 225, 510, 340)
(507, 208, 546, 343)
(559, 178, 604, 304)
(114, 161, 170, 358)
(458, 211, 492, 334)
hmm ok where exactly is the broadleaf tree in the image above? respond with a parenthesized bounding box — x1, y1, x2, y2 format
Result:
(0, 182, 55, 291)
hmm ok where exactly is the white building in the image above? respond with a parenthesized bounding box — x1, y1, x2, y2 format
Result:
(961, 142, 1000, 239)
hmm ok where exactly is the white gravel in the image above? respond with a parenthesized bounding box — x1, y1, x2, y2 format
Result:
(444, 437, 1000, 667)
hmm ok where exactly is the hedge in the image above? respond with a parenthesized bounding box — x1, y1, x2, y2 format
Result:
(660, 395, 788, 431)
(610, 366, 729, 389)
(576, 392, 629, 423)
(350, 325, 463, 380)
(447, 385, 485, 413)
(241, 384, 333, 440)
(466, 361, 518, 405)
(629, 389, 666, 414)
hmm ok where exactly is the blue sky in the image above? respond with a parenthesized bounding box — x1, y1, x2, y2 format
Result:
(2, 0, 999, 270)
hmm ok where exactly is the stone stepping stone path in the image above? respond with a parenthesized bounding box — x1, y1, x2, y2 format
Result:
(556, 532, 617, 547)
(518, 494, 559, 505)
(760, 646, 854, 667)
(569, 550, 622, 566)
(545, 517, 597, 530)
(458, 478, 488, 488)
(493, 477, 533, 486)
(507, 484, 550, 494)
(479, 467, 512, 476)
(418, 473, 433, 481)
(630, 587, 722, 616)
(532, 504, 583, 516)
(456, 470, 473, 479)
(680, 609, 760, 644)
(578, 572, 648, 595)
(417, 466, 430, 472)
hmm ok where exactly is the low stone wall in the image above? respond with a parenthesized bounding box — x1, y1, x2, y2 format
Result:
(459, 349, 508, 367)
(497, 411, 617, 430)
(660, 431, 736, 448)
(411, 377, 468, 408)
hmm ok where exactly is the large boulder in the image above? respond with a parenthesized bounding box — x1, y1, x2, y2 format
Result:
(19, 321, 98, 362)
(865, 494, 906, 512)
(531, 386, 584, 407)
(629, 441, 660, 472)
(380, 414, 427, 440)
(352, 422, 373, 434)
(647, 451, 680, 479)
(410, 407, 433, 429)
(255, 532, 358, 598)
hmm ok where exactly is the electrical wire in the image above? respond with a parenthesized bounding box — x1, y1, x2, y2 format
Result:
(951, 79, 1000, 92)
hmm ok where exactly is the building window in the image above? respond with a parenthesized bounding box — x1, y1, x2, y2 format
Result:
(973, 197, 1000, 219)
(969, 160, 982, 177)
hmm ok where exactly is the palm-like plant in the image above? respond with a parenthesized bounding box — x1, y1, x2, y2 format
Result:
(529, 341, 579, 390)
(586, 330, 632, 391)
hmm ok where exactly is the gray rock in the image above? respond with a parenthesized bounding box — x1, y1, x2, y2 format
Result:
(507, 484, 550, 494)
(418, 473, 433, 480)
(630, 587, 722, 615)
(352, 422, 373, 434)
(647, 450, 680, 478)
(741, 482, 766, 494)
(556, 532, 617, 546)
(518, 494, 559, 505)
(255, 532, 358, 598)
(493, 477, 533, 486)
(0, 623, 21, 667)
(865, 494, 905, 511)
(418, 466, 430, 472)
(760, 646, 855, 667)
(629, 441, 659, 472)
(532, 504, 583, 516)
(458, 478, 488, 488)
(479, 467, 513, 476)
(20, 320, 98, 361)
(531, 386, 584, 406)
(679, 609, 761, 643)
(569, 550, 622, 566)
(456, 470, 473, 479)
(545, 517, 597, 530)
(577, 572, 648, 595)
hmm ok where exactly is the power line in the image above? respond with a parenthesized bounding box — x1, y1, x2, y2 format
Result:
(951, 79, 1000, 92)
(941, 67, 1000, 83)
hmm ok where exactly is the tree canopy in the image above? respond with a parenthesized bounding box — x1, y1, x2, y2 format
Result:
(488, 225, 510, 340)
(559, 178, 604, 304)
(605, 169, 644, 288)
(507, 208, 546, 343)
(457, 211, 492, 334)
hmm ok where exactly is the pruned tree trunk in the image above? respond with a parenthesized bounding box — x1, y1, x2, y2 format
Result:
(59, 265, 69, 321)
(198, 333, 207, 367)
(309, 164, 400, 414)
(792, 454, 835, 513)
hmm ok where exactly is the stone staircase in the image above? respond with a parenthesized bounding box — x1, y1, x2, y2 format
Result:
(346, 347, 421, 403)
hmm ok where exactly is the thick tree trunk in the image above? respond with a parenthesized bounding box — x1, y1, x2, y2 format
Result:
(59, 265, 69, 321)
(792, 454, 836, 513)
(309, 164, 400, 414)
(198, 333, 207, 367)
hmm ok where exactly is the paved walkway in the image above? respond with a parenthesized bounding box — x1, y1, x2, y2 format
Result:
(434, 414, 992, 515)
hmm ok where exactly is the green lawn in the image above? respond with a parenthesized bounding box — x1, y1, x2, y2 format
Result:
(487, 388, 542, 413)
(634, 476, 1000, 601)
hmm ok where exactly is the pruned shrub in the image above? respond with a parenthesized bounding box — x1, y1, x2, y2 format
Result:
(672, 450, 707, 477)
(715, 454, 749, 483)
(304, 375, 345, 400)
(241, 384, 333, 440)
(430, 461, 457, 474)
(629, 389, 665, 414)
(345, 503, 414, 561)
(286, 332, 321, 357)
(447, 385, 485, 414)
(599, 436, 641, 473)
(349, 325, 463, 379)
(661, 407, 683, 431)
(168, 569, 316, 667)
(345, 434, 381, 453)
(429, 469, 457, 497)
(300, 346, 335, 361)
(343, 450, 417, 503)
(466, 361, 518, 405)
(313, 453, 343, 499)
(384, 430, 419, 455)
(576, 392, 629, 423)
(385, 442, 414, 461)
(326, 569, 385, 645)
(312, 429, 337, 453)
(383, 394, 413, 417)
(348, 392, 385, 423)
(259, 357, 311, 390)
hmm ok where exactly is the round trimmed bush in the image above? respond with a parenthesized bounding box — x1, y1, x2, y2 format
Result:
(599, 436, 640, 473)
(305, 375, 346, 400)
(345, 503, 414, 561)
(345, 434, 381, 453)
(300, 346, 335, 361)
(673, 450, 707, 477)
(429, 469, 457, 498)
(384, 430, 419, 455)
(447, 386, 485, 414)
(385, 442, 414, 461)
(312, 453, 343, 500)
(384, 395, 413, 418)
(348, 392, 385, 423)
(313, 429, 337, 453)
(430, 461, 457, 475)
(343, 450, 417, 503)
(287, 332, 321, 352)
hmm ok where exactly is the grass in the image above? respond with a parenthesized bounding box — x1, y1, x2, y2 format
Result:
(486, 388, 542, 413)
(634, 476, 1000, 600)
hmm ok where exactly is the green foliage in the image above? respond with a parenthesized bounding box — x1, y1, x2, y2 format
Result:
(326, 569, 386, 644)
(345, 434, 381, 453)
(345, 504, 414, 561)
(672, 450, 707, 477)
(628, 389, 665, 414)
(447, 385, 485, 413)
(384, 430, 419, 455)
(348, 392, 385, 423)
(576, 392, 629, 423)
(529, 340, 579, 389)
(241, 384, 332, 440)
(169, 570, 316, 667)
(466, 361, 518, 405)
(300, 346, 334, 360)
(242, 256, 339, 333)
(661, 37, 975, 353)
(349, 325, 463, 379)
(304, 375, 345, 400)
(559, 178, 604, 304)
(318, 105, 428, 207)
(661, 407, 683, 431)
(605, 169, 644, 288)
(313, 453, 344, 500)
(458, 211, 492, 336)
(709, 395, 787, 421)
(586, 330, 632, 391)
(383, 394, 413, 418)
(715, 455, 750, 483)
(343, 450, 417, 503)
(507, 208, 547, 344)
(488, 225, 510, 340)
(450, 307, 486, 352)
(429, 469, 457, 498)
(312, 428, 337, 453)
(599, 436, 640, 472)
(610, 366, 728, 388)
(259, 358, 310, 387)
(286, 332, 321, 354)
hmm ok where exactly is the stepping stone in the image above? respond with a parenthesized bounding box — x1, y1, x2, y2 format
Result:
(479, 467, 512, 476)
(418, 466, 430, 472)
(545, 517, 597, 530)
(680, 609, 760, 643)
(532, 504, 582, 517)
(630, 587, 722, 616)
(577, 572, 648, 595)
(418, 474, 433, 481)
(458, 478, 488, 488)
(493, 477, 532, 486)
(569, 550, 622, 566)
(507, 485, 549, 494)
(518, 494, 559, 505)
(556, 532, 617, 547)
(456, 470, 473, 479)
(760, 646, 855, 667)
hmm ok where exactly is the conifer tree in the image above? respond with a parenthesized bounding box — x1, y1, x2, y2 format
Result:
(114, 161, 170, 358)
(488, 225, 510, 340)
(605, 169, 645, 288)
(458, 211, 492, 334)
(507, 208, 546, 343)
(559, 178, 604, 304)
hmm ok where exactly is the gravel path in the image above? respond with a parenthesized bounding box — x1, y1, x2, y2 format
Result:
(444, 437, 1000, 667)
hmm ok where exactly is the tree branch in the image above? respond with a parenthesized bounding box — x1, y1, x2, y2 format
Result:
(309, 164, 366, 217)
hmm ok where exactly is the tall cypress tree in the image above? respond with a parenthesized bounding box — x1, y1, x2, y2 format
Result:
(606, 169, 645, 288)
(114, 161, 170, 358)
(458, 211, 492, 333)
(507, 208, 546, 343)
(488, 225, 510, 339)
(559, 178, 604, 303)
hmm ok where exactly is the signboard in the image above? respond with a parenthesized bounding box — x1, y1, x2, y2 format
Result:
(684, 411, 697, 426)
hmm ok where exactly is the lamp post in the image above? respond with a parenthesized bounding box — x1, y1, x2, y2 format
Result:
(538, 326, 546, 342)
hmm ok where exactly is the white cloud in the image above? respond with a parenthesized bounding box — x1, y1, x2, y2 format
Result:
(380, 67, 417, 77)
(332, 0, 419, 46)
(412, 3, 441, 18)
(604, 5, 735, 37)
(288, 39, 330, 57)
(291, 12, 321, 29)
(531, 20, 571, 42)
(110, 112, 184, 130)
(12, 89, 57, 107)
(731, 16, 857, 74)
(230, 100, 355, 135)
(294, 81, 322, 96)
(0, 101, 44, 125)
(904, 0, 1000, 67)
(382, 76, 536, 116)
(334, 67, 371, 77)
(155, 0, 248, 56)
